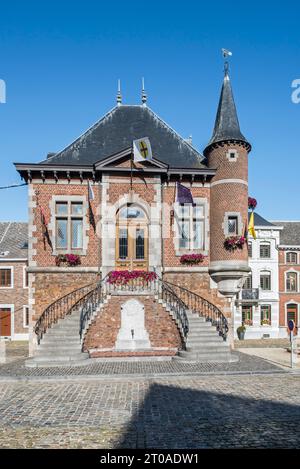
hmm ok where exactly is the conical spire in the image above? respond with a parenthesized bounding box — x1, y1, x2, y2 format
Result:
(204, 68, 250, 156)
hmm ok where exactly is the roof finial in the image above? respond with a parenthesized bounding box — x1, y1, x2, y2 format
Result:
(221, 48, 232, 78)
(141, 77, 147, 106)
(117, 79, 122, 106)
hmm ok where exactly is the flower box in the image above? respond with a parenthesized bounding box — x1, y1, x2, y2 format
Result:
(55, 254, 81, 267)
(224, 236, 246, 251)
(107, 270, 157, 285)
(180, 254, 205, 265)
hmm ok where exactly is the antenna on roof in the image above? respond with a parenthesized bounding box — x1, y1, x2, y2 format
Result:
(141, 77, 147, 107)
(117, 79, 122, 106)
(221, 48, 232, 77)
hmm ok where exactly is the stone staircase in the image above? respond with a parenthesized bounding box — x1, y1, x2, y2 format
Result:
(173, 310, 237, 363)
(25, 308, 89, 368)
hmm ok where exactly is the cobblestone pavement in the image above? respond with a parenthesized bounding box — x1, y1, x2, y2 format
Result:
(0, 352, 285, 380)
(0, 373, 299, 448)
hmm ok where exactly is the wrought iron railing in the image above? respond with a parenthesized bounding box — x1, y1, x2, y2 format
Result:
(158, 280, 189, 339)
(241, 288, 259, 300)
(34, 282, 96, 344)
(79, 277, 108, 341)
(162, 280, 229, 341)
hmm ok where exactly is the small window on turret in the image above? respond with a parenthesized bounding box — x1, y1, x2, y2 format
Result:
(228, 216, 238, 235)
(226, 149, 239, 162)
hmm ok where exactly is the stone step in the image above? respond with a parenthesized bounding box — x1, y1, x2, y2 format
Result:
(38, 344, 81, 352)
(185, 345, 230, 353)
(186, 338, 226, 347)
(175, 350, 234, 362)
(187, 329, 222, 336)
(32, 352, 88, 362)
(46, 331, 80, 339)
(25, 358, 92, 368)
(188, 318, 212, 328)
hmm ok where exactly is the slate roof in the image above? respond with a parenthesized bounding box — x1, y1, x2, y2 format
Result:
(250, 212, 276, 227)
(271, 221, 300, 246)
(41, 105, 207, 169)
(204, 73, 250, 155)
(0, 222, 28, 259)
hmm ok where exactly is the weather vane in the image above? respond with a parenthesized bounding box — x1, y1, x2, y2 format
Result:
(221, 48, 232, 75)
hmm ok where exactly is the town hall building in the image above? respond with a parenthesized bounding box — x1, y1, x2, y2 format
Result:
(15, 67, 253, 366)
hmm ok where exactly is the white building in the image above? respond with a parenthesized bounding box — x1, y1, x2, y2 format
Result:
(234, 213, 283, 339)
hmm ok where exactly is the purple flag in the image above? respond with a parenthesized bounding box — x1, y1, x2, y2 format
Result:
(176, 182, 194, 205)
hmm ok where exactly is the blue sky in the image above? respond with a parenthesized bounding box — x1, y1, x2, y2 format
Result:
(0, 0, 299, 221)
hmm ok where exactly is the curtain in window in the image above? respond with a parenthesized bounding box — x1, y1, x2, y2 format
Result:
(71, 219, 83, 249)
(57, 219, 67, 249)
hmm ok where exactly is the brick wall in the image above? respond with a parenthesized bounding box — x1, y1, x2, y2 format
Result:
(31, 181, 100, 267)
(32, 272, 97, 321)
(83, 294, 183, 357)
(208, 143, 249, 264)
(163, 272, 231, 318)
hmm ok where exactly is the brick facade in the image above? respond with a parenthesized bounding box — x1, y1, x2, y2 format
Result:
(278, 249, 300, 329)
(83, 294, 183, 357)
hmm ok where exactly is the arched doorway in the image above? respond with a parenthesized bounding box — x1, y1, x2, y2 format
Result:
(116, 204, 148, 270)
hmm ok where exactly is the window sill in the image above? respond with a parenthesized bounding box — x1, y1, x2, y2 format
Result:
(52, 250, 86, 256)
(175, 249, 208, 257)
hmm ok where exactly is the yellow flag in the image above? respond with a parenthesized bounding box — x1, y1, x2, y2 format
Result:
(248, 211, 256, 240)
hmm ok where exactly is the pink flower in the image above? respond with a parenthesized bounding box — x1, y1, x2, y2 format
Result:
(248, 197, 257, 210)
(180, 254, 205, 265)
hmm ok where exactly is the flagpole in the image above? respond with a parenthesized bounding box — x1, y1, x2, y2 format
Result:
(130, 149, 133, 192)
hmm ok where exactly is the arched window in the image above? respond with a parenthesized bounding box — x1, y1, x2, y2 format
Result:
(286, 272, 297, 292)
(286, 252, 298, 264)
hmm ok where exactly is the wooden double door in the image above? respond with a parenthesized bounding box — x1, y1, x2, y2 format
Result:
(115, 204, 148, 270)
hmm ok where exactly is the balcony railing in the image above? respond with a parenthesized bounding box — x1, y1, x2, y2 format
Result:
(241, 288, 259, 300)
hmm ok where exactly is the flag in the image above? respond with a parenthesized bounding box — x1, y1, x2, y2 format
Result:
(248, 211, 256, 240)
(176, 182, 194, 205)
(40, 206, 52, 250)
(88, 179, 95, 201)
(87, 180, 96, 232)
(133, 137, 152, 163)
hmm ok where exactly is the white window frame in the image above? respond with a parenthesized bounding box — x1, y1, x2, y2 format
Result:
(226, 148, 239, 162)
(0, 266, 14, 289)
(223, 212, 243, 237)
(285, 270, 298, 293)
(23, 266, 29, 289)
(0, 304, 14, 338)
(285, 301, 299, 326)
(260, 304, 272, 325)
(286, 251, 298, 264)
(259, 242, 271, 259)
(260, 270, 271, 291)
(174, 200, 207, 253)
(23, 305, 29, 328)
(49, 195, 89, 256)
